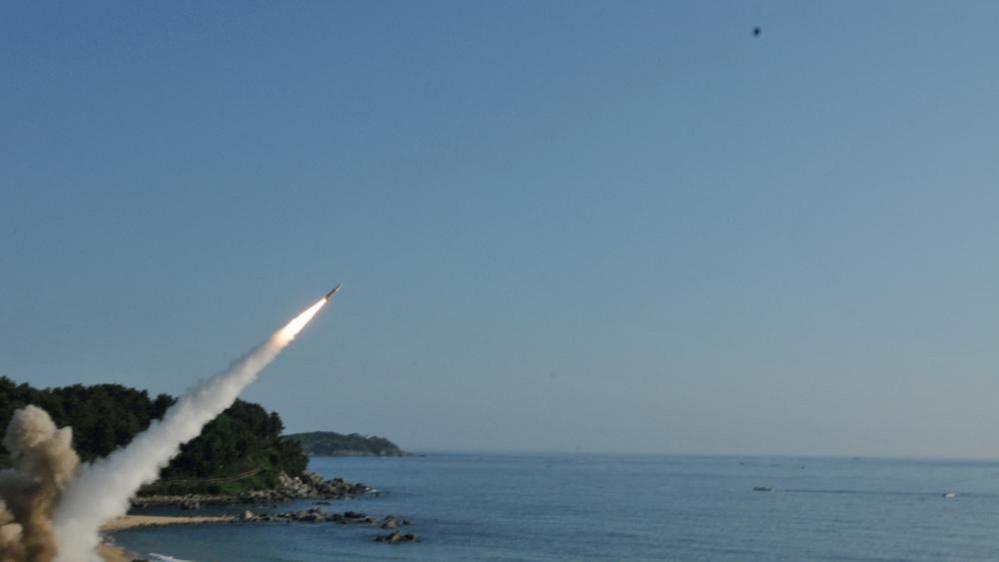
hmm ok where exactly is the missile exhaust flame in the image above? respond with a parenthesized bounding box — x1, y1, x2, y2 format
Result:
(277, 298, 326, 344)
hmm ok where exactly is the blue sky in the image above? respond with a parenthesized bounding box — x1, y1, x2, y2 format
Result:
(3, 1, 999, 456)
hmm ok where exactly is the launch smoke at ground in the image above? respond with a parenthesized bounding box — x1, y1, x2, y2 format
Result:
(0, 406, 80, 562)
(50, 297, 329, 562)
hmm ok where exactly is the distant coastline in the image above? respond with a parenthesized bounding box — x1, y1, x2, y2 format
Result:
(285, 431, 410, 457)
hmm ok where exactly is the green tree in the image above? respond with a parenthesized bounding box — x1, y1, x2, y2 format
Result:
(0, 376, 308, 493)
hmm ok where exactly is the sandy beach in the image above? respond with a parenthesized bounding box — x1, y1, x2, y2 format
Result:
(101, 514, 236, 532)
(97, 515, 236, 561)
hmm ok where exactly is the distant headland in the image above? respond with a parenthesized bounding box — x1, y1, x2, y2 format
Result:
(285, 431, 410, 457)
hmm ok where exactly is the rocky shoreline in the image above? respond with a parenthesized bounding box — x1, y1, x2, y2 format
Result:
(132, 470, 375, 509)
(101, 508, 420, 560)
(114, 470, 420, 559)
(242, 507, 417, 541)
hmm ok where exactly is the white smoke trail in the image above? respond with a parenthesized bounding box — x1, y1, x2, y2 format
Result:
(51, 298, 328, 562)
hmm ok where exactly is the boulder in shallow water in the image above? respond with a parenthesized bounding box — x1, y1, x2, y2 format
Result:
(374, 531, 418, 543)
(179, 497, 201, 510)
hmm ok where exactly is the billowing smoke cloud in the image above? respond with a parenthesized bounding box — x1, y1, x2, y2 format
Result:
(50, 297, 328, 562)
(0, 405, 81, 562)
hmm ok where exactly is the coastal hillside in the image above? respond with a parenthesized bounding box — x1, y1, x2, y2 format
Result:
(0, 376, 308, 494)
(285, 431, 408, 456)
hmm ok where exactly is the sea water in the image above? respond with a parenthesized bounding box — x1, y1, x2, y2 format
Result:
(114, 453, 999, 561)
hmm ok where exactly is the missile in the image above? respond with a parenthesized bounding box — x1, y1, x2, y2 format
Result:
(324, 283, 342, 301)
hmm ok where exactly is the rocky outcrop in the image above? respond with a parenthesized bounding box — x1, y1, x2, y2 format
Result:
(275, 472, 372, 499)
(373, 531, 418, 543)
(239, 508, 411, 528)
(178, 498, 201, 510)
(122, 470, 426, 547)
(132, 470, 375, 508)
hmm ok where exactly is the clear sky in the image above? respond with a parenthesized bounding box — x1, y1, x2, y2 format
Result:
(3, 1, 999, 457)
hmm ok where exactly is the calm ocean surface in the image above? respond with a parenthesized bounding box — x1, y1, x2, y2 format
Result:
(116, 453, 999, 561)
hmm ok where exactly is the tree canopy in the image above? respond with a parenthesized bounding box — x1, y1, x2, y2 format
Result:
(0, 376, 307, 494)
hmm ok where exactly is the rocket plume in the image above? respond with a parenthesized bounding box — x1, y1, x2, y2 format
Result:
(50, 296, 331, 561)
